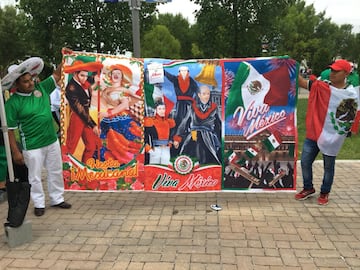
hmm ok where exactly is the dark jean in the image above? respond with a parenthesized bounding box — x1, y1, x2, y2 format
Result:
(301, 138, 336, 194)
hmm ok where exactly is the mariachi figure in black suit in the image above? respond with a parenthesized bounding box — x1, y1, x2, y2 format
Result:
(64, 59, 103, 163)
(164, 66, 199, 156)
(173, 85, 221, 165)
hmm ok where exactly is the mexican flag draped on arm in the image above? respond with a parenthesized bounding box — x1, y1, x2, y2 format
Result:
(306, 80, 358, 156)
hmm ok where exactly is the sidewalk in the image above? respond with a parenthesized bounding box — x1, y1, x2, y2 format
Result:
(298, 87, 309, 99)
(0, 160, 359, 270)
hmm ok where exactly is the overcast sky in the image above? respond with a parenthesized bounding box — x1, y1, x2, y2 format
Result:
(158, 0, 360, 33)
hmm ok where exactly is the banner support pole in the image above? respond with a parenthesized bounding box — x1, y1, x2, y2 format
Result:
(129, 0, 141, 57)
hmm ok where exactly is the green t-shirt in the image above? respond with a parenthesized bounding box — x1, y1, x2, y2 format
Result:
(5, 76, 57, 150)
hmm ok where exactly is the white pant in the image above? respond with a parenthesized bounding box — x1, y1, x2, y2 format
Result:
(149, 146, 171, 165)
(23, 140, 64, 208)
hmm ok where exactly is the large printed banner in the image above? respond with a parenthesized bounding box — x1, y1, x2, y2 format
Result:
(143, 59, 222, 191)
(60, 52, 298, 192)
(222, 57, 298, 190)
(61, 53, 145, 191)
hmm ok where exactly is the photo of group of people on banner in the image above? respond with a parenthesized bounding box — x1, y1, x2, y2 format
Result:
(60, 52, 298, 192)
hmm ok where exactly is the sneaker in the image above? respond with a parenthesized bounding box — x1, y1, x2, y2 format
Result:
(34, 208, 45, 216)
(295, 188, 316, 200)
(318, 193, 329, 205)
(51, 201, 72, 209)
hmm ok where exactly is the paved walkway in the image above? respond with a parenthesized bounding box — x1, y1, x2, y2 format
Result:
(0, 160, 359, 270)
(298, 87, 309, 99)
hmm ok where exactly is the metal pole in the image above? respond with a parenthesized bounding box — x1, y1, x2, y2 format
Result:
(129, 0, 141, 57)
(0, 80, 15, 183)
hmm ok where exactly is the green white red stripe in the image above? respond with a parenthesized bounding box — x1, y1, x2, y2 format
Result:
(263, 132, 281, 152)
(245, 147, 258, 158)
(306, 80, 358, 156)
(67, 154, 102, 173)
(163, 60, 197, 68)
(228, 151, 238, 163)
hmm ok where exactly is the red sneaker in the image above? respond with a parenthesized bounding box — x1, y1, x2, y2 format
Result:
(317, 193, 329, 205)
(295, 188, 315, 200)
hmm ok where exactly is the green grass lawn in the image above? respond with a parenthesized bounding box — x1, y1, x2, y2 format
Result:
(297, 98, 360, 160)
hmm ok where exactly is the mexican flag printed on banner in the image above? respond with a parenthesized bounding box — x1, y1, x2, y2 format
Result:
(224, 149, 233, 160)
(262, 132, 282, 152)
(144, 81, 174, 117)
(306, 80, 359, 156)
(225, 58, 291, 118)
(228, 151, 238, 163)
(223, 57, 297, 191)
(245, 147, 258, 158)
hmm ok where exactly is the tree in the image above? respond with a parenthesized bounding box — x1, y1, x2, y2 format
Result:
(155, 13, 193, 59)
(18, 0, 73, 64)
(17, 0, 157, 64)
(311, 16, 341, 72)
(0, 6, 28, 76)
(141, 25, 181, 58)
(275, 1, 321, 61)
(275, 0, 360, 75)
(353, 33, 360, 72)
(2, 0, 359, 74)
(192, 0, 294, 58)
(191, 1, 233, 58)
